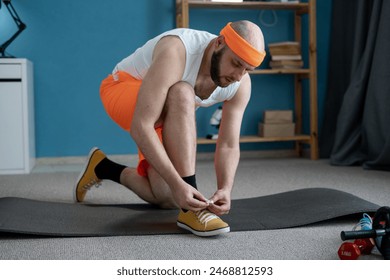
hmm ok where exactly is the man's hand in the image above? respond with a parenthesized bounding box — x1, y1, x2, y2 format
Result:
(207, 189, 231, 216)
(172, 183, 209, 211)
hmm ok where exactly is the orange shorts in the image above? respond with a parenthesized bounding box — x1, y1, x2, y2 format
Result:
(100, 71, 162, 177)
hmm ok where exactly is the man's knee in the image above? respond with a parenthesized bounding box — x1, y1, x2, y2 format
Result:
(166, 81, 196, 111)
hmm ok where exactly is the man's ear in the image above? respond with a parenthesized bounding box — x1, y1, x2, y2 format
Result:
(215, 35, 225, 49)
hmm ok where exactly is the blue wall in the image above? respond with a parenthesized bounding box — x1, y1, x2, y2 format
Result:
(1, 0, 331, 158)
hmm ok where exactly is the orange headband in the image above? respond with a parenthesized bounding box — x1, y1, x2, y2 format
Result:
(220, 22, 265, 67)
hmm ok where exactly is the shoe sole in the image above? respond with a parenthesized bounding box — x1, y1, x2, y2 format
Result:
(177, 221, 230, 237)
(73, 147, 100, 202)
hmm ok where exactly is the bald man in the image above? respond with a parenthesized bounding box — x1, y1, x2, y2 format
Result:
(75, 21, 265, 237)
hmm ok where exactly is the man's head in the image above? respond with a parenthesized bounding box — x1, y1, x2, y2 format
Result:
(211, 20, 265, 87)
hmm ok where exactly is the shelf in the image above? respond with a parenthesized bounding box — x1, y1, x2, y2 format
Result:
(197, 134, 311, 145)
(176, 0, 318, 159)
(187, 1, 309, 14)
(250, 68, 310, 75)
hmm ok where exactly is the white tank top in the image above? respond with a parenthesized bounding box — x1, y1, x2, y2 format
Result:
(113, 28, 240, 108)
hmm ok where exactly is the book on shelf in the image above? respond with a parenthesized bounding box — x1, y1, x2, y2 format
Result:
(268, 41, 303, 68)
(269, 59, 303, 69)
(268, 41, 301, 56)
(270, 54, 302, 61)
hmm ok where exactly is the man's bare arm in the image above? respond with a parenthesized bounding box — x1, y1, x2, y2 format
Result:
(130, 36, 209, 210)
(209, 73, 251, 215)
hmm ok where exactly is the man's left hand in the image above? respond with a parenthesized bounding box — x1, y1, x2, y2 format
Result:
(207, 189, 231, 216)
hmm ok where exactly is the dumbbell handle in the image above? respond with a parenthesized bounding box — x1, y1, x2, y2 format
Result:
(341, 228, 389, 241)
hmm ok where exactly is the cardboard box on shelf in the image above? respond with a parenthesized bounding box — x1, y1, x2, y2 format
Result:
(259, 122, 295, 137)
(263, 110, 293, 124)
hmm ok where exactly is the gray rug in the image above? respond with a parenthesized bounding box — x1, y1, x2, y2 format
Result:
(0, 188, 380, 237)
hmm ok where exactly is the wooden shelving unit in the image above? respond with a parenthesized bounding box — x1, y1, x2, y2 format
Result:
(197, 134, 311, 145)
(176, 0, 318, 159)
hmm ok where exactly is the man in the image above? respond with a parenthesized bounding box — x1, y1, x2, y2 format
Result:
(74, 20, 265, 237)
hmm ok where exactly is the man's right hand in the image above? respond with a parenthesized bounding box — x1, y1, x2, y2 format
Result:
(172, 183, 209, 211)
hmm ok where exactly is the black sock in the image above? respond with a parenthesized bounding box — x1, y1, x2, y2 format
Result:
(182, 174, 197, 190)
(94, 158, 127, 184)
(181, 174, 197, 212)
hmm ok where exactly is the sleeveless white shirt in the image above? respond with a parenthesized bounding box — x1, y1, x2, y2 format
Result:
(113, 28, 240, 108)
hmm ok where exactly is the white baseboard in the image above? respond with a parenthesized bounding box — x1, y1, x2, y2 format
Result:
(36, 149, 299, 166)
(36, 154, 139, 166)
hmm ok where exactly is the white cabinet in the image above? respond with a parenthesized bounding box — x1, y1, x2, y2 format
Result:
(0, 59, 35, 174)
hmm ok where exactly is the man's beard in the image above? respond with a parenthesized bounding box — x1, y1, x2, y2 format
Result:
(210, 47, 226, 87)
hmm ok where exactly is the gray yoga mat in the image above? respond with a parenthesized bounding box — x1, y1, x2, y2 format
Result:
(0, 188, 380, 237)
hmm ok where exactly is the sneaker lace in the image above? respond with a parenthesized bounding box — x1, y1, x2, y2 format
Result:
(82, 179, 102, 191)
(195, 210, 218, 225)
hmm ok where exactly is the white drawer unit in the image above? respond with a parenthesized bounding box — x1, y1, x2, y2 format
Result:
(0, 64, 22, 79)
(0, 59, 35, 174)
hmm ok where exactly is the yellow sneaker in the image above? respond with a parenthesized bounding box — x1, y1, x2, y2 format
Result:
(74, 147, 106, 202)
(177, 209, 230, 237)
